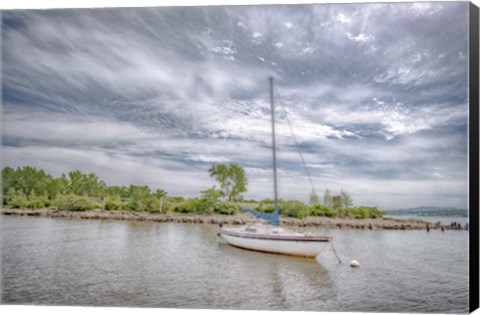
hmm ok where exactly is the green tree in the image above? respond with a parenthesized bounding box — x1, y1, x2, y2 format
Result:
(309, 190, 321, 206)
(154, 189, 167, 199)
(46, 175, 69, 200)
(66, 170, 106, 197)
(323, 189, 333, 208)
(1, 167, 15, 196)
(208, 163, 247, 202)
(340, 189, 353, 208)
(200, 187, 222, 202)
(1, 166, 52, 197)
(66, 170, 83, 195)
(106, 185, 130, 199)
(127, 185, 156, 212)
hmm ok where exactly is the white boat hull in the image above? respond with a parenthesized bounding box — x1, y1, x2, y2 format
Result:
(220, 225, 330, 258)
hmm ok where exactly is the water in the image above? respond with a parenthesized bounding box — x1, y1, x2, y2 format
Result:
(1, 216, 469, 313)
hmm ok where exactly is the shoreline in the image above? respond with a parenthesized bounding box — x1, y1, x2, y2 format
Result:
(1, 207, 467, 231)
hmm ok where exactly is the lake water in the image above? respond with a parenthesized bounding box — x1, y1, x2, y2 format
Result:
(1, 216, 469, 313)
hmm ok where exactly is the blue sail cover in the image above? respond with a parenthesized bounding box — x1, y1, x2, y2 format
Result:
(241, 208, 279, 226)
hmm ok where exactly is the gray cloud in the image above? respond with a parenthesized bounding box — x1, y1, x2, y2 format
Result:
(1, 2, 469, 209)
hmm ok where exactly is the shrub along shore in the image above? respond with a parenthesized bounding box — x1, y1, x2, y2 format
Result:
(1, 207, 462, 231)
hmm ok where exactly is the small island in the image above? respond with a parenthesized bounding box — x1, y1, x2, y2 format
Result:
(1, 165, 467, 231)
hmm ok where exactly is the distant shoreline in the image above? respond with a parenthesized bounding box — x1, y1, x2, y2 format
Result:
(1, 208, 468, 231)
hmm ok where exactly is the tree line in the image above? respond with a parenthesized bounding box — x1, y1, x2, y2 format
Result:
(1, 165, 384, 219)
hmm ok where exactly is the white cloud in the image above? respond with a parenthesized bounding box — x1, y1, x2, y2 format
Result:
(209, 46, 237, 55)
(372, 97, 385, 105)
(411, 3, 443, 15)
(374, 66, 433, 86)
(301, 46, 315, 55)
(334, 13, 352, 24)
(345, 32, 373, 42)
(237, 22, 247, 29)
(189, 154, 230, 163)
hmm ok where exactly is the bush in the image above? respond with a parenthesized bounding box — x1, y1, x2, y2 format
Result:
(344, 206, 385, 219)
(171, 200, 193, 213)
(127, 186, 157, 212)
(105, 195, 124, 211)
(253, 200, 312, 219)
(310, 204, 338, 217)
(214, 202, 240, 215)
(169, 198, 239, 215)
(168, 196, 185, 203)
(55, 194, 99, 211)
(27, 193, 50, 209)
(158, 198, 171, 213)
(254, 200, 275, 213)
(4, 188, 29, 208)
(171, 198, 213, 215)
(367, 207, 385, 218)
(346, 207, 369, 219)
(279, 200, 309, 219)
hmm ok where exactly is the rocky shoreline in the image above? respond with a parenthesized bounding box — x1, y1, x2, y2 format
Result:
(1, 207, 468, 231)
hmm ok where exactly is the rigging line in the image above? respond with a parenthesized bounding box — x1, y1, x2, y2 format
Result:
(273, 85, 318, 196)
(330, 241, 342, 264)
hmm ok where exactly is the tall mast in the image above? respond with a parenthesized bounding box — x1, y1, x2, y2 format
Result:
(269, 77, 279, 220)
(238, 77, 280, 225)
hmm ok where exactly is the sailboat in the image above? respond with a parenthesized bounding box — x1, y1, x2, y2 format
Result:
(219, 77, 331, 258)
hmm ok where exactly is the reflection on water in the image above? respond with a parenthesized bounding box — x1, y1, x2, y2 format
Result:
(1, 216, 469, 313)
(216, 241, 334, 310)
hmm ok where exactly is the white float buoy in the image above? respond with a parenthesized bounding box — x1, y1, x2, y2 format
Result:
(350, 260, 360, 268)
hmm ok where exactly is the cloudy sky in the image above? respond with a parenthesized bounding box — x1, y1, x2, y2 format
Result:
(1, 2, 470, 209)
